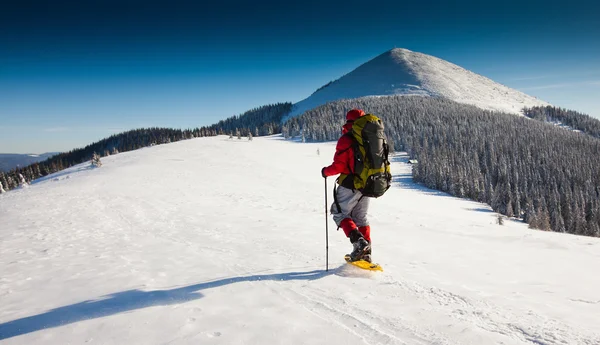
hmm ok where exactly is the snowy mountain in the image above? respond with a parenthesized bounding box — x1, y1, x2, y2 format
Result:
(1, 136, 599, 344)
(287, 48, 550, 119)
(0, 153, 59, 172)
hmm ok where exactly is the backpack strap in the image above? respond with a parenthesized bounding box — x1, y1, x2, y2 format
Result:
(337, 133, 357, 190)
(333, 180, 342, 231)
(333, 179, 342, 214)
(383, 140, 390, 164)
(333, 178, 357, 231)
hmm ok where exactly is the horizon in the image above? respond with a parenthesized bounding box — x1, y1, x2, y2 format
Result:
(1, 0, 599, 154)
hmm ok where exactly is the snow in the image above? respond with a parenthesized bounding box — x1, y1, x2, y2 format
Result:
(286, 48, 550, 120)
(1, 135, 599, 345)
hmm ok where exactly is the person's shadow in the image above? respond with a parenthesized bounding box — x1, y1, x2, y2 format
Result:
(0, 268, 339, 340)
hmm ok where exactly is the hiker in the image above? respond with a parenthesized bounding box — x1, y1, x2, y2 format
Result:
(321, 109, 373, 262)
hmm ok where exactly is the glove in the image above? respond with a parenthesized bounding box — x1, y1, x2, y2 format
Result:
(321, 167, 327, 178)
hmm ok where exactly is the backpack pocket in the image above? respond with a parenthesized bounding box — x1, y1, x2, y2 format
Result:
(362, 171, 392, 198)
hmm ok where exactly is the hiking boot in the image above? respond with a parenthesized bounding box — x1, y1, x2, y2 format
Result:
(362, 242, 372, 262)
(348, 229, 370, 261)
(362, 254, 372, 263)
(349, 237, 370, 261)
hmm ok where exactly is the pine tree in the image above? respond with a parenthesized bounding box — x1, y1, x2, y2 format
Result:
(18, 173, 28, 188)
(528, 210, 540, 230)
(506, 201, 514, 218)
(91, 152, 102, 168)
(587, 220, 600, 237)
(6, 175, 15, 190)
(538, 209, 552, 231)
(0, 173, 8, 193)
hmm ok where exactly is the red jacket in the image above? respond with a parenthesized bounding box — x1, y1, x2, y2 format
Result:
(323, 123, 355, 177)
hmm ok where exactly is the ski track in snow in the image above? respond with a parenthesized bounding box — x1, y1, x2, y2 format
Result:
(1, 135, 599, 345)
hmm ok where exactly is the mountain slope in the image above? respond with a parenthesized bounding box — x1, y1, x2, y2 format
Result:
(287, 48, 549, 119)
(1, 136, 599, 344)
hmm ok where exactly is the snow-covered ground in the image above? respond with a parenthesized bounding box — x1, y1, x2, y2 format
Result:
(1, 135, 598, 345)
(287, 48, 550, 119)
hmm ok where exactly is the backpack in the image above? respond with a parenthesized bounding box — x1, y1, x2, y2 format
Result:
(340, 114, 392, 198)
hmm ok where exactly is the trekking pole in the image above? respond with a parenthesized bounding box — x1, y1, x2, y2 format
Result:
(324, 177, 329, 271)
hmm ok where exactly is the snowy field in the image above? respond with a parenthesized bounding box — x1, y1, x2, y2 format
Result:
(1, 135, 599, 345)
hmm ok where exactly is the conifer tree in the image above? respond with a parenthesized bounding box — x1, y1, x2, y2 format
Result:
(497, 214, 504, 225)
(91, 152, 102, 168)
(17, 173, 28, 188)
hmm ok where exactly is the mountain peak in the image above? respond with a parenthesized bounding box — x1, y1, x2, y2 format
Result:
(287, 49, 549, 119)
(389, 47, 412, 54)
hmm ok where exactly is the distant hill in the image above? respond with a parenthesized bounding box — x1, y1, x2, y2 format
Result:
(0, 153, 59, 172)
(0, 102, 292, 191)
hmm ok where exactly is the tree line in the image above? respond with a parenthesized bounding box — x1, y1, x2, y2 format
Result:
(285, 95, 600, 237)
(4, 95, 600, 238)
(203, 102, 292, 137)
(523, 105, 600, 139)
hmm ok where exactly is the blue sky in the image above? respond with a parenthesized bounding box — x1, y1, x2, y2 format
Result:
(1, 0, 599, 153)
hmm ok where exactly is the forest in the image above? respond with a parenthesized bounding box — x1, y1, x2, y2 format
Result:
(284, 96, 600, 237)
(3, 96, 600, 237)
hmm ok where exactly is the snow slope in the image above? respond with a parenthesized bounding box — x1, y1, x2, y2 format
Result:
(287, 48, 550, 119)
(1, 136, 599, 345)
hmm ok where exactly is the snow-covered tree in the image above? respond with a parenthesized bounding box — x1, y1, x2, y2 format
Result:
(18, 173, 28, 188)
(6, 175, 16, 190)
(0, 173, 8, 192)
(248, 132, 253, 141)
(91, 152, 102, 168)
(0, 180, 5, 194)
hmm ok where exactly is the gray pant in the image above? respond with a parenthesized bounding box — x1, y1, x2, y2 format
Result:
(331, 185, 370, 227)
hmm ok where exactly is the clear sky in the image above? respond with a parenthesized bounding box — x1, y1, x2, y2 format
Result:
(1, 0, 599, 153)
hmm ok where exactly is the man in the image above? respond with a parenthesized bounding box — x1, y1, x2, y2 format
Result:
(321, 109, 372, 262)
